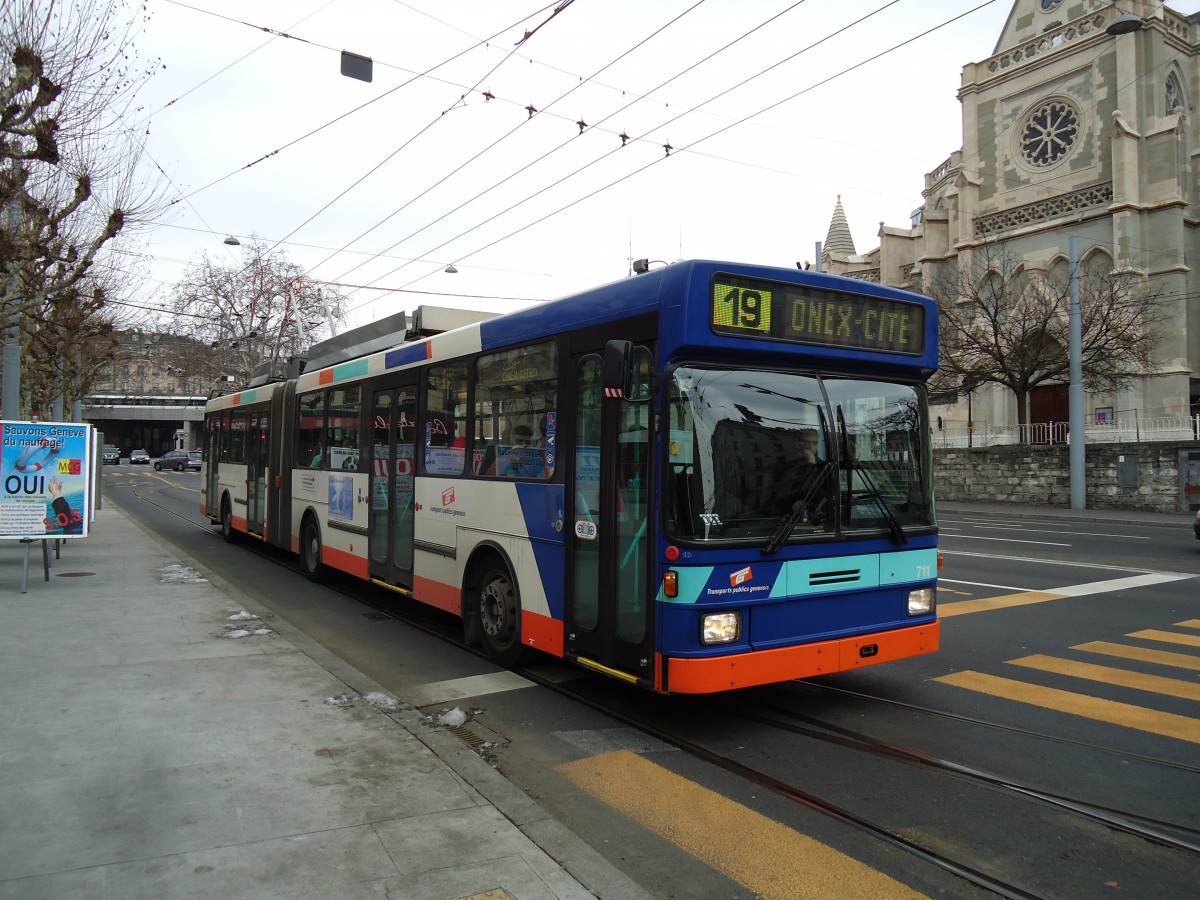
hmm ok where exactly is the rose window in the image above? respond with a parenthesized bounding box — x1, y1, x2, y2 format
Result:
(1020, 100, 1079, 167)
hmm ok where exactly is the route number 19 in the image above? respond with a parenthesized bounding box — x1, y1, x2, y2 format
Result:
(714, 283, 772, 333)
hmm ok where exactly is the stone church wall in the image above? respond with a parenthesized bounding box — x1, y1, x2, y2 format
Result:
(934, 442, 1200, 513)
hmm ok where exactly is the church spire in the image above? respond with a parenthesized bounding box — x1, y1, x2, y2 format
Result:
(823, 195, 856, 261)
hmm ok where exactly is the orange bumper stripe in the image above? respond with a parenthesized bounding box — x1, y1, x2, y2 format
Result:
(414, 575, 460, 614)
(324, 545, 368, 579)
(521, 610, 563, 657)
(665, 622, 939, 694)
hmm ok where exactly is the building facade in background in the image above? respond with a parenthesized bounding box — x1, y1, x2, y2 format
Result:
(83, 329, 210, 457)
(824, 0, 1200, 438)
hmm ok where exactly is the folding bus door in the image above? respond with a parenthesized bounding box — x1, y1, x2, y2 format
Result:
(246, 409, 268, 536)
(566, 342, 656, 685)
(368, 382, 417, 590)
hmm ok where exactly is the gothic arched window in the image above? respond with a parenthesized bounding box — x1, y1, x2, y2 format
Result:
(1166, 70, 1185, 114)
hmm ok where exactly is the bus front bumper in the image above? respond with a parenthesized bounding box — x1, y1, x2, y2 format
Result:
(663, 621, 939, 694)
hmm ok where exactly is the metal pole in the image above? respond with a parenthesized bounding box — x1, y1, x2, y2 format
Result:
(813, 241, 823, 274)
(1068, 235, 1086, 509)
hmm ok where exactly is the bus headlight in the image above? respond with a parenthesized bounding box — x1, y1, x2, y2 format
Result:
(907, 588, 934, 615)
(701, 612, 741, 645)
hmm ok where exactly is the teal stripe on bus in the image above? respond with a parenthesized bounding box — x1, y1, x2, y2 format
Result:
(334, 359, 369, 381)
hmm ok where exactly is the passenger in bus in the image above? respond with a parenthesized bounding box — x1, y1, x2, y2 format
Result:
(798, 427, 821, 464)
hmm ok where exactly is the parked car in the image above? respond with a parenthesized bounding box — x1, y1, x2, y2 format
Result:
(129, 449, 150, 465)
(101, 445, 120, 465)
(155, 449, 202, 472)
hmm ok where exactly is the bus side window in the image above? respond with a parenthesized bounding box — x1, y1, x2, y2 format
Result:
(297, 390, 325, 469)
(425, 364, 467, 476)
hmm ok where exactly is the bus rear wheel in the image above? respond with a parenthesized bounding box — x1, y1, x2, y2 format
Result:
(477, 564, 527, 667)
(301, 517, 326, 582)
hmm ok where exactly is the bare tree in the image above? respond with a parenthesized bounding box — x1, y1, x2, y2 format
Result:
(2, 0, 167, 416)
(928, 242, 1169, 430)
(169, 239, 348, 388)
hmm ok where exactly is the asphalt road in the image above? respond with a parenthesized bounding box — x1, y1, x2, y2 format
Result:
(106, 467, 1200, 899)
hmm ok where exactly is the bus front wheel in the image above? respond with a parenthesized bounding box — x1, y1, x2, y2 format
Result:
(301, 517, 326, 582)
(477, 563, 527, 667)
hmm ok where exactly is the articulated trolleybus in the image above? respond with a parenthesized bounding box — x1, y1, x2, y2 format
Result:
(203, 260, 940, 693)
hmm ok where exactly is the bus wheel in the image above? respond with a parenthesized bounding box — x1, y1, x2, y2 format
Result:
(477, 563, 527, 667)
(220, 496, 239, 543)
(301, 517, 326, 582)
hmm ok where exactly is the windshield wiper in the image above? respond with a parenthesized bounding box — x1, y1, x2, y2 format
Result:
(851, 462, 907, 545)
(761, 461, 833, 556)
(837, 405, 906, 546)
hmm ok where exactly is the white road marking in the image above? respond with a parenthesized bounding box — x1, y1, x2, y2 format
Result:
(940, 578, 1030, 592)
(939, 534, 1071, 546)
(940, 550, 1190, 575)
(404, 671, 534, 707)
(939, 518, 1151, 540)
(1050, 572, 1194, 596)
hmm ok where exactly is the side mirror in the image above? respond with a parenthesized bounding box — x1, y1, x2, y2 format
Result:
(602, 340, 633, 399)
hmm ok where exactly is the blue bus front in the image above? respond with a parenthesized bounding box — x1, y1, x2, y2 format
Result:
(653, 265, 939, 692)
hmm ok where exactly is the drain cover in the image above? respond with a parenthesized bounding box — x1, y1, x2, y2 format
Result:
(56, 572, 95, 577)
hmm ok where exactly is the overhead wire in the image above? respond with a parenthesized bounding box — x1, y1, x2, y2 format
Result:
(309, 0, 714, 285)
(344, 0, 996, 311)
(270, 1, 605, 251)
(161, 1, 562, 208)
(331, 0, 893, 292)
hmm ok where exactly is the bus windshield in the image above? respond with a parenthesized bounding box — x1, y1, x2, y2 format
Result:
(665, 366, 935, 544)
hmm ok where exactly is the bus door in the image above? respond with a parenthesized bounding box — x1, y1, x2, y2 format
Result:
(204, 412, 223, 517)
(566, 344, 655, 684)
(369, 383, 417, 589)
(246, 410, 268, 535)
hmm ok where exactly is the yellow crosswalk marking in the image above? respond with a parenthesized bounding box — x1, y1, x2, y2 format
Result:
(1178, 620, 1200, 630)
(1074, 641, 1200, 672)
(558, 750, 926, 900)
(938, 591, 1066, 618)
(1127, 629, 1200, 649)
(1009, 655, 1200, 702)
(935, 671, 1200, 744)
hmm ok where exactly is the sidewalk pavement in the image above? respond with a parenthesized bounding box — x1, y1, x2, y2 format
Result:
(0, 504, 650, 900)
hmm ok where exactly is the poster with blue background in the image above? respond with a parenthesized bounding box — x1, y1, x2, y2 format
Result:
(1, 421, 94, 539)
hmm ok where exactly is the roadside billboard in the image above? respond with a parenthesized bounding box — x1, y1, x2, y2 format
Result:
(1, 421, 94, 539)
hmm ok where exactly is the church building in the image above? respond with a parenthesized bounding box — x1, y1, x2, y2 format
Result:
(823, 0, 1200, 435)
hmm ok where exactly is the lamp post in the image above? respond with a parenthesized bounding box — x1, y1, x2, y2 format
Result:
(1068, 235, 1085, 510)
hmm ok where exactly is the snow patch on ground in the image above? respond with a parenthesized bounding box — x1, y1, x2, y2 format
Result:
(158, 564, 206, 584)
(365, 692, 406, 712)
(424, 706, 468, 728)
(227, 611, 259, 621)
(323, 692, 409, 712)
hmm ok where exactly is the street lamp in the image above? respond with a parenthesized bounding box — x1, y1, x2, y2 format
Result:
(444, 264, 458, 274)
(1106, 11, 1143, 35)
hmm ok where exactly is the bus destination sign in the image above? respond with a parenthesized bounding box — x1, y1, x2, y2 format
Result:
(711, 276, 924, 354)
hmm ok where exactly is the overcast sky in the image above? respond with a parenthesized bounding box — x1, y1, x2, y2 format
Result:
(123, 0, 1200, 334)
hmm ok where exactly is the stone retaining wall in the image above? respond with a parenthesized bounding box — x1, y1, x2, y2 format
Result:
(933, 442, 1200, 513)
